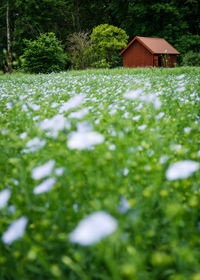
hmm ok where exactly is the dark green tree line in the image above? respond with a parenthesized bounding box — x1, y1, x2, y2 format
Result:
(0, 0, 199, 70)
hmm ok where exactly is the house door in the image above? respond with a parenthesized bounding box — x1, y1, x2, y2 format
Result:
(153, 56, 158, 67)
(158, 56, 162, 67)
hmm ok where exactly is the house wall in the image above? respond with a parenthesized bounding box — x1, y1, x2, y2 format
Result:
(154, 54, 177, 67)
(169, 55, 177, 67)
(123, 40, 153, 67)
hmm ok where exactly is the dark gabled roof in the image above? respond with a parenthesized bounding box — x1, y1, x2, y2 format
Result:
(120, 36, 180, 55)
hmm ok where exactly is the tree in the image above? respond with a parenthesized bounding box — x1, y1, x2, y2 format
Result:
(22, 32, 68, 73)
(90, 24, 128, 68)
(67, 32, 91, 69)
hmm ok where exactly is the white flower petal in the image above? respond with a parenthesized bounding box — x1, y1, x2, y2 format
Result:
(55, 167, 64, 176)
(67, 131, 104, 150)
(69, 211, 117, 246)
(0, 189, 11, 209)
(166, 160, 199, 181)
(2, 216, 28, 245)
(22, 137, 46, 153)
(33, 178, 56, 194)
(68, 108, 89, 119)
(117, 196, 130, 213)
(31, 160, 55, 180)
(59, 94, 85, 113)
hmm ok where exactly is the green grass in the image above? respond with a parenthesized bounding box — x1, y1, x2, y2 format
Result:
(0, 67, 200, 280)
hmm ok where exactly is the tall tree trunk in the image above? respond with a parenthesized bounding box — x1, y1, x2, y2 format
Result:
(6, 0, 12, 72)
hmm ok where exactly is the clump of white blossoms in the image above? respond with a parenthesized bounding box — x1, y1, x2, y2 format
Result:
(59, 94, 85, 113)
(67, 131, 104, 150)
(31, 160, 55, 180)
(123, 88, 161, 109)
(39, 114, 70, 138)
(33, 178, 56, 194)
(2, 216, 28, 245)
(69, 211, 117, 246)
(166, 160, 199, 181)
(0, 189, 11, 209)
(22, 137, 46, 153)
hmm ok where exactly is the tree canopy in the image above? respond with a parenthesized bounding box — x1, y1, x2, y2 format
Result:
(0, 0, 199, 69)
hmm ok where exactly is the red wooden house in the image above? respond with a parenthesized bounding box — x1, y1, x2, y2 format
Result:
(120, 36, 180, 68)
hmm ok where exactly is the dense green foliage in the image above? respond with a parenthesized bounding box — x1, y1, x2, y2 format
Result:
(0, 68, 200, 279)
(0, 0, 200, 70)
(182, 51, 200, 66)
(22, 33, 68, 73)
(67, 32, 91, 70)
(90, 24, 128, 68)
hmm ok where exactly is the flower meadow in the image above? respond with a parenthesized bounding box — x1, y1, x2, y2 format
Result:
(0, 67, 200, 280)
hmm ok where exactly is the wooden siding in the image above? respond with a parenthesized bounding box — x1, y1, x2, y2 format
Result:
(123, 40, 153, 67)
(169, 54, 177, 67)
(153, 54, 177, 67)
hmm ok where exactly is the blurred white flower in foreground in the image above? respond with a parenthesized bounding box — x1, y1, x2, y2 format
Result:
(19, 132, 27, 140)
(22, 137, 46, 153)
(166, 160, 199, 181)
(68, 108, 89, 119)
(124, 89, 161, 109)
(32, 160, 55, 180)
(55, 167, 64, 176)
(0, 189, 11, 209)
(39, 114, 70, 138)
(69, 211, 117, 246)
(59, 94, 85, 113)
(67, 131, 104, 150)
(138, 124, 147, 131)
(33, 178, 56, 194)
(117, 196, 130, 214)
(2, 216, 28, 245)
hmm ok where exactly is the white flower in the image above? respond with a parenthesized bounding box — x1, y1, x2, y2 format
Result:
(0, 189, 11, 209)
(184, 127, 192, 133)
(177, 74, 185, 80)
(22, 137, 46, 153)
(166, 160, 199, 181)
(33, 178, 56, 194)
(124, 90, 161, 109)
(76, 121, 93, 132)
(39, 114, 66, 131)
(117, 196, 130, 213)
(108, 144, 116, 151)
(67, 131, 104, 150)
(55, 167, 64, 176)
(59, 94, 85, 113)
(68, 108, 89, 119)
(155, 112, 165, 120)
(176, 87, 185, 92)
(2, 216, 28, 245)
(19, 132, 27, 140)
(159, 155, 169, 164)
(123, 88, 143, 99)
(69, 211, 117, 246)
(123, 168, 129, 176)
(28, 103, 40, 111)
(138, 124, 147, 131)
(39, 114, 70, 138)
(132, 115, 141, 121)
(31, 160, 55, 180)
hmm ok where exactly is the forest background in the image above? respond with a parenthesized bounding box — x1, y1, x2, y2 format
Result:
(0, 0, 200, 70)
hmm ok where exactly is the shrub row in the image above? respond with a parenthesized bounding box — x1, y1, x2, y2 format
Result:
(2, 24, 200, 74)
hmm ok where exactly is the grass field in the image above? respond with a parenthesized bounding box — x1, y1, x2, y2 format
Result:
(0, 67, 200, 280)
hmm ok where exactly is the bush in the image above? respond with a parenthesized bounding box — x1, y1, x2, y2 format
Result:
(90, 24, 128, 68)
(67, 32, 91, 70)
(22, 33, 69, 73)
(182, 51, 200, 66)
